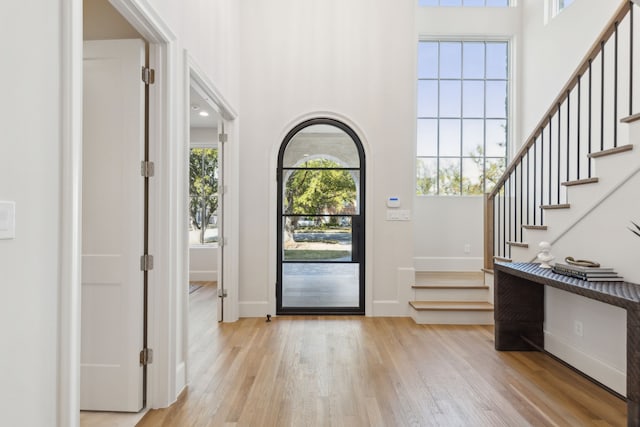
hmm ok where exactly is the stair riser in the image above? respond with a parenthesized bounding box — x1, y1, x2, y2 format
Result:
(413, 288, 489, 302)
(410, 309, 494, 325)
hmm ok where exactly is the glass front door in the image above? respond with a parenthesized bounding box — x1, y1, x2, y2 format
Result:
(277, 118, 365, 314)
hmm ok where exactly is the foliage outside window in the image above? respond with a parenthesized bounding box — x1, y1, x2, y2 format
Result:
(416, 40, 508, 196)
(418, 0, 509, 7)
(189, 148, 218, 245)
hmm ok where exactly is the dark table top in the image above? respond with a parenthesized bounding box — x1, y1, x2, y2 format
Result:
(495, 262, 640, 309)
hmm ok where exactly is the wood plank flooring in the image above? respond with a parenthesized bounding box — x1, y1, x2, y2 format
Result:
(138, 284, 626, 426)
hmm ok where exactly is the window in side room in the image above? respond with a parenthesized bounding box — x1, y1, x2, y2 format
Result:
(189, 147, 219, 245)
(416, 40, 508, 196)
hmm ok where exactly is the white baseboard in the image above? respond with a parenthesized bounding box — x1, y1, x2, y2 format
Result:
(414, 257, 483, 272)
(239, 301, 270, 318)
(189, 270, 217, 282)
(372, 300, 409, 317)
(544, 331, 626, 396)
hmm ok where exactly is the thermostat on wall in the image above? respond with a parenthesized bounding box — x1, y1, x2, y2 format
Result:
(386, 197, 400, 208)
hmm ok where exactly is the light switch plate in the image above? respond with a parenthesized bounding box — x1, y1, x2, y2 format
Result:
(0, 201, 15, 239)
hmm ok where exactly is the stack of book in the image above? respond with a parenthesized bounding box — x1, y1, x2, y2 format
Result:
(552, 263, 624, 282)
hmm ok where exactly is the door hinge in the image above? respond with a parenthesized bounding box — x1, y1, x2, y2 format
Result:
(219, 133, 228, 143)
(217, 288, 228, 298)
(140, 348, 154, 366)
(141, 161, 155, 177)
(140, 254, 154, 271)
(142, 67, 155, 85)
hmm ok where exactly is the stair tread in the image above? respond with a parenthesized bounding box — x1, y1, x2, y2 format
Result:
(522, 225, 548, 230)
(562, 177, 599, 186)
(482, 268, 494, 275)
(541, 203, 571, 209)
(621, 114, 640, 124)
(506, 241, 529, 248)
(493, 256, 512, 263)
(409, 301, 494, 311)
(588, 144, 633, 158)
(412, 284, 489, 290)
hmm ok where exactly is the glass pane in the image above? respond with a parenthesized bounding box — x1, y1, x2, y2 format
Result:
(462, 157, 484, 194)
(439, 119, 461, 156)
(418, 80, 438, 117)
(463, 0, 485, 6)
(463, 42, 485, 78)
(283, 168, 359, 215)
(486, 42, 508, 79)
(486, 119, 507, 156)
(441, 0, 463, 6)
(283, 216, 352, 262)
(463, 81, 484, 117)
(439, 80, 461, 117)
(419, 0, 439, 5)
(283, 124, 360, 167)
(486, 80, 507, 118)
(417, 119, 438, 156)
(439, 158, 461, 195)
(418, 42, 439, 78)
(462, 119, 484, 156)
(440, 42, 462, 78)
(486, 0, 509, 6)
(417, 158, 438, 195)
(485, 157, 506, 192)
(282, 263, 359, 307)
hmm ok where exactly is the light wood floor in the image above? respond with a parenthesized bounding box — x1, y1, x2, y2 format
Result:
(137, 284, 626, 427)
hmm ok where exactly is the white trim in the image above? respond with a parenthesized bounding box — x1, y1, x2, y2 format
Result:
(188, 57, 238, 121)
(185, 52, 239, 324)
(372, 301, 409, 317)
(239, 301, 271, 318)
(59, 0, 83, 426)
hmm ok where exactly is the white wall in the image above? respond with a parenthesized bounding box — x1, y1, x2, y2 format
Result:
(413, 5, 521, 272)
(0, 1, 62, 425)
(520, 0, 620, 140)
(239, 0, 418, 316)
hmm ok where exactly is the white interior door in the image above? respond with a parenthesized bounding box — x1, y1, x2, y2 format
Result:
(81, 39, 146, 412)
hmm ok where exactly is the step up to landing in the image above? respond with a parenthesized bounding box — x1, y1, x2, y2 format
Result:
(412, 283, 489, 302)
(409, 301, 494, 325)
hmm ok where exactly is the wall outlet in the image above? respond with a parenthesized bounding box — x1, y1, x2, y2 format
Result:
(464, 244, 471, 254)
(574, 320, 584, 337)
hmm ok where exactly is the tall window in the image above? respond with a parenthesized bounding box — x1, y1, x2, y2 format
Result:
(416, 40, 508, 195)
(558, 0, 575, 11)
(189, 147, 218, 245)
(418, 0, 509, 7)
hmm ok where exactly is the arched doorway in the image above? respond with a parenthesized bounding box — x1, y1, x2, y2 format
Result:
(277, 118, 365, 314)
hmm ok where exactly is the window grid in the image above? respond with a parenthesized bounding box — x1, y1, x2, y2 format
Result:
(417, 40, 508, 196)
(418, 0, 510, 7)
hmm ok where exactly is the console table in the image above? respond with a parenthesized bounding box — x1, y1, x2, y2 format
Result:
(494, 262, 640, 426)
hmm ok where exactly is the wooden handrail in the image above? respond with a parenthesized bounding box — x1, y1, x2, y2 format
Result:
(488, 0, 632, 200)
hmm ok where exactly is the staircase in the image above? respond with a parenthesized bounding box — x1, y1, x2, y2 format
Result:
(409, 271, 493, 325)
(503, 137, 638, 263)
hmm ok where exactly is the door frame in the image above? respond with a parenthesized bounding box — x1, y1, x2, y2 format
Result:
(275, 117, 367, 315)
(60, 0, 191, 424)
(181, 53, 238, 392)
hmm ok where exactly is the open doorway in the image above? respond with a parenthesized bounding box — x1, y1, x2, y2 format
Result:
(187, 85, 221, 309)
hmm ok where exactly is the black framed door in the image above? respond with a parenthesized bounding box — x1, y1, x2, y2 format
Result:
(277, 118, 365, 315)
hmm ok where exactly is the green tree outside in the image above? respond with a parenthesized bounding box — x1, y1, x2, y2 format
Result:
(190, 148, 218, 244)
